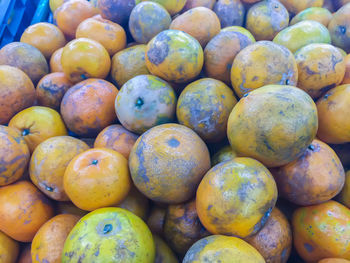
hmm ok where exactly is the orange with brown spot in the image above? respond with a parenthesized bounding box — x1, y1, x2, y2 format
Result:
(17, 243, 32, 263)
(36, 72, 72, 110)
(342, 54, 350, 84)
(64, 148, 131, 211)
(61, 79, 117, 137)
(94, 124, 138, 159)
(163, 199, 210, 256)
(29, 136, 89, 201)
(273, 139, 345, 206)
(31, 214, 80, 263)
(8, 106, 67, 153)
(49, 47, 63, 73)
(54, 0, 98, 38)
(0, 65, 35, 125)
(0, 125, 30, 186)
(20, 22, 66, 59)
(0, 181, 54, 242)
(76, 16, 126, 56)
(245, 208, 292, 263)
(170, 7, 221, 47)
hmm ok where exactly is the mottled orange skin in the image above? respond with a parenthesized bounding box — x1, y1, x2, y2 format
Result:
(55, 201, 88, 217)
(147, 205, 167, 236)
(0, 231, 19, 263)
(0, 181, 54, 242)
(211, 145, 236, 166)
(0, 65, 35, 124)
(154, 235, 179, 263)
(54, 0, 98, 38)
(182, 0, 216, 12)
(118, 186, 149, 221)
(29, 136, 89, 201)
(163, 200, 210, 256)
(278, 0, 324, 14)
(8, 106, 68, 153)
(292, 201, 350, 262)
(213, 0, 245, 28)
(49, 47, 63, 73)
(196, 158, 278, 238)
(319, 259, 350, 263)
(64, 148, 131, 211)
(31, 214, 80, 263)
(170, 7, 221, 47)
(111, 45, 149, 88)
(245, 208, 292, 263)
(273, 139, 345, 206)
(60, 79, 118, 137)
(61, 38, 111, 83)
(176, 78, 237, 142)
(0, 126, 30, 186)
(338, 170, 350, 208)
(342, 54, 350, 84)
(227, 85, 318, 167)
(129, 123, 211, 204)
(183, 235, 265, 263)
(98, 0, 135, 26)
(316, 84, 350, 144)
(328, 3, 350, 53)
(246, 0, 289, 41)
(295, 43, 346, 99)
(94, 124, 138, 159)
(231, 41, 298, 98)
(18, 243, 32, 263)
(145, 30, 204, 84)
(36, 72, 72, 110)
(20, 22, 66, 59)
(76, 16, 126, 56)
(204, 31, 253, 84)
(0, 42, 48, 84)
(290, 7, 333, 27)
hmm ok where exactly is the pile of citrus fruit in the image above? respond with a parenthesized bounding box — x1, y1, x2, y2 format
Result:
(1, 0, 350, 262)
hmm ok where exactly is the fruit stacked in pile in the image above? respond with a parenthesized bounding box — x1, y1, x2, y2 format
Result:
(0, 0, 350, 262)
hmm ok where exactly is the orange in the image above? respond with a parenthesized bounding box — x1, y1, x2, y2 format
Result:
(316, 84, 350, 144)
(94, 124, 138, 159)
(54, 0, 98, 38)
(64, 148, 131, 211)
(129, 123, 210, 203)
(292, 201, 350, 262)
(55, 201, 88, 217)
(31, 214, 80, 263)
(211, 145, 236, 166)
(213, 0, 245, 28)
(118, 186, 149, 220)
(0, 42, 48, 84)
(183, 235, 265, 263)
(8, 106, 67, 153)
(76, 16, 126, 56)
(0, 125, 30, 186)
(319, 259, 350, 263)
(196, 158, 278, 238)
(111, 44, 150, 88)
(328, 3, 350, 53)
(0, 65, 35, 124)
(36, 72, 72, 110)
(135, 0, 186, 15)
(170, 7, 221, 47)
(182, 0, 216, 12)
(29, 136, 89, 201)
(0, 231, 19, 263)
(20, 22, 66, 59)
(154, 235, 178, 263)
(342, 54, 350, 84)
(17, 243, 31, 263)
(60, 78, 118, 137)
(61, 38, 111, 83)
(98, 0, 135, 26)
(245, 208, 292, 263)
(339, 170, 350, 208)
(0, 181, 54, 242)
(273, 139, 345, 206)
(129, 2, 172, 44)
(227, 85, 318, 167)
(49, 47, 63, 73)
(278, 0, 324, 14)
(163, 199, 210, 255)
(147, 205, 166, 236)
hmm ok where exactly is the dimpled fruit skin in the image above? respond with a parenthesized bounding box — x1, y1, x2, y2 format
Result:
(227, 85, 318, 168)
(62, 207, 155, 263)
(183, 235, 265, 263)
